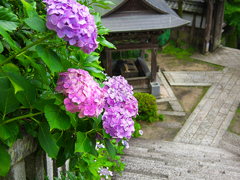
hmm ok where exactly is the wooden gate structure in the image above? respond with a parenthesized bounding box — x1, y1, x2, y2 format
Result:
(99, 0, 189, 88)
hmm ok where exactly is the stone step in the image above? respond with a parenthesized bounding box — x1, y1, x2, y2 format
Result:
(128, 138, 240, 161)
(123, 147, 240, 173)
(113, 170, 168, 180)
(117, 155, 240, 180)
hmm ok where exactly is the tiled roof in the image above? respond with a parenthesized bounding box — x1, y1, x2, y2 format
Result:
(165, 0, 205, 14)
(101, 14, 190, 33)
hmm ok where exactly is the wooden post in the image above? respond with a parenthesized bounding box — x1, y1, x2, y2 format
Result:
(106, 49, 112, 77)
(210, 0, 226, 51)
(140, 49, 145, 58)
(202, 0, 214, 54)
(151, 47, 157, 82)
(190, 14, 196, 44)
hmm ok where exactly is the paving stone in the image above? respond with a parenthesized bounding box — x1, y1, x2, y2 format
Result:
(211, 113, 226, 129)
(156, 97, 177, 103)
(219, 103, 232, 115)
(157, 111, 185, 116)
(169, 100, 184, 112)
(222, 131, 240, 147)
(200, 135, 214, 146)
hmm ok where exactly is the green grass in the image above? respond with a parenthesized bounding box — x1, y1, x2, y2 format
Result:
(160, 41, 224, 71)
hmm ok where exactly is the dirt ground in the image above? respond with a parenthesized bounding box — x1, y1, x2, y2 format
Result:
(138, 51, 219, 141)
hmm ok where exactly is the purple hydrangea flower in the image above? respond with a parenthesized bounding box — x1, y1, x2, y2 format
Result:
(102, 106, 135, 142)
(43, 0, 98, 54)
(56, 68, 106, 118)
(101, 76, 138, 141)
(98, 167, 113, 179)
(103, 76, 138, 117)
(122, 140, 129, 149)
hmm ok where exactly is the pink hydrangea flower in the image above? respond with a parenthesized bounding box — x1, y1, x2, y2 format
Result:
(56, 68, 106, 118)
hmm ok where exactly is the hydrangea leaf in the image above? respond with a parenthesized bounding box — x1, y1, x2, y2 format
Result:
(21, 0, 38, 18)
(104, 139, 116, 159)
(0, 88, 20, 116)
(0, 41, 3, 53)
(33, 98, 55, 112)
(0, 6, 20, 32)
(24, 17, 47, 33)
(21, 120, 37, 137)
(75, 132, 92, 153)
(44, 104, 71, 130)
(38, 121, 59, 158)
(0, 121, 19, 141)
(0, 26, 19, 51)
(97, 36, 116, 49)
(0, 145, 11, 177)
(5, 72, 36, 107)
(35, 45, 63, 74)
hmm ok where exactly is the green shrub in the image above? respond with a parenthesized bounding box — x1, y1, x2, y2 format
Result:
(134, 92, 164, 123)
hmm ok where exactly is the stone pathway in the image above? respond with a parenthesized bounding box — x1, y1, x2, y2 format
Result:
(191, 46, 240, 69)
(172, 47, 240, 147)
(164, 70, 224, 86)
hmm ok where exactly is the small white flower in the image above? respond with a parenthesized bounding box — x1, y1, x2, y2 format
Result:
(139, 130, 143, 135)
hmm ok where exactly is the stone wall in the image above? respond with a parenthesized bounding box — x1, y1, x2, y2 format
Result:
(0, 134, 69, 180)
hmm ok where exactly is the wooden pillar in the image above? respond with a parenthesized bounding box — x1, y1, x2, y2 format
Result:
(140, 49, 145, 58)
(202, 0, 214, 54)
(210, 0, 226, 51)
(151, 35, 158, 82)
(190, 14, 196, 44)
(106, 49, 112, 77)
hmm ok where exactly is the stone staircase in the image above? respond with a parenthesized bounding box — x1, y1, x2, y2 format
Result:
(113, 138, 240, 180)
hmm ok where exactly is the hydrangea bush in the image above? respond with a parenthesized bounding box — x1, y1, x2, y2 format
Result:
(0, 0, 142, 179)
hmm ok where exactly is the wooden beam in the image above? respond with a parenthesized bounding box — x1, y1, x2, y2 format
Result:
(190, 14, 196, 44)
(106, 43, 153, 51)
(106, 49, 112, 77)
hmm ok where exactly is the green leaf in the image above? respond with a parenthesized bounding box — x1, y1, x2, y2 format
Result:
(44, 105, 71, 130)
(2, 63, 21, 75)
(66, 111, 78, 128)
(75, 132, 92, 153)
(33, 98, 55, 112)
(0, 41, 3, 53)
(97, 36, 116, 49)
(103, 129, 111, 139)
(5, 72, 36, 107)
(21, 120, 37, 137)
(104, 139, 116, 159)
(24, 55, 49, 84)
(0, 121, 19, 141)
(0, 145, 11, 177)
(0, 26, 19, 51)
(21, 0, 38, 18)
(0, 88, 20, 116)
(24, 17, 47, 33)
(35, 45, 63, 74)
(0, 6, 20, 32)
(84, 55, 99, 64)
(0, 72, 11, 89)
(38, 121, 59, 158)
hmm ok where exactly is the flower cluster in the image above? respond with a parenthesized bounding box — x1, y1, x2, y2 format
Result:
(43, 0, 98, 54)
(56, 68, 106, 118)
(103, 76, 138, 117)
(102, 76, 138, 141)
(98, 167, 113, 180)
(102, 107, 135, 142)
